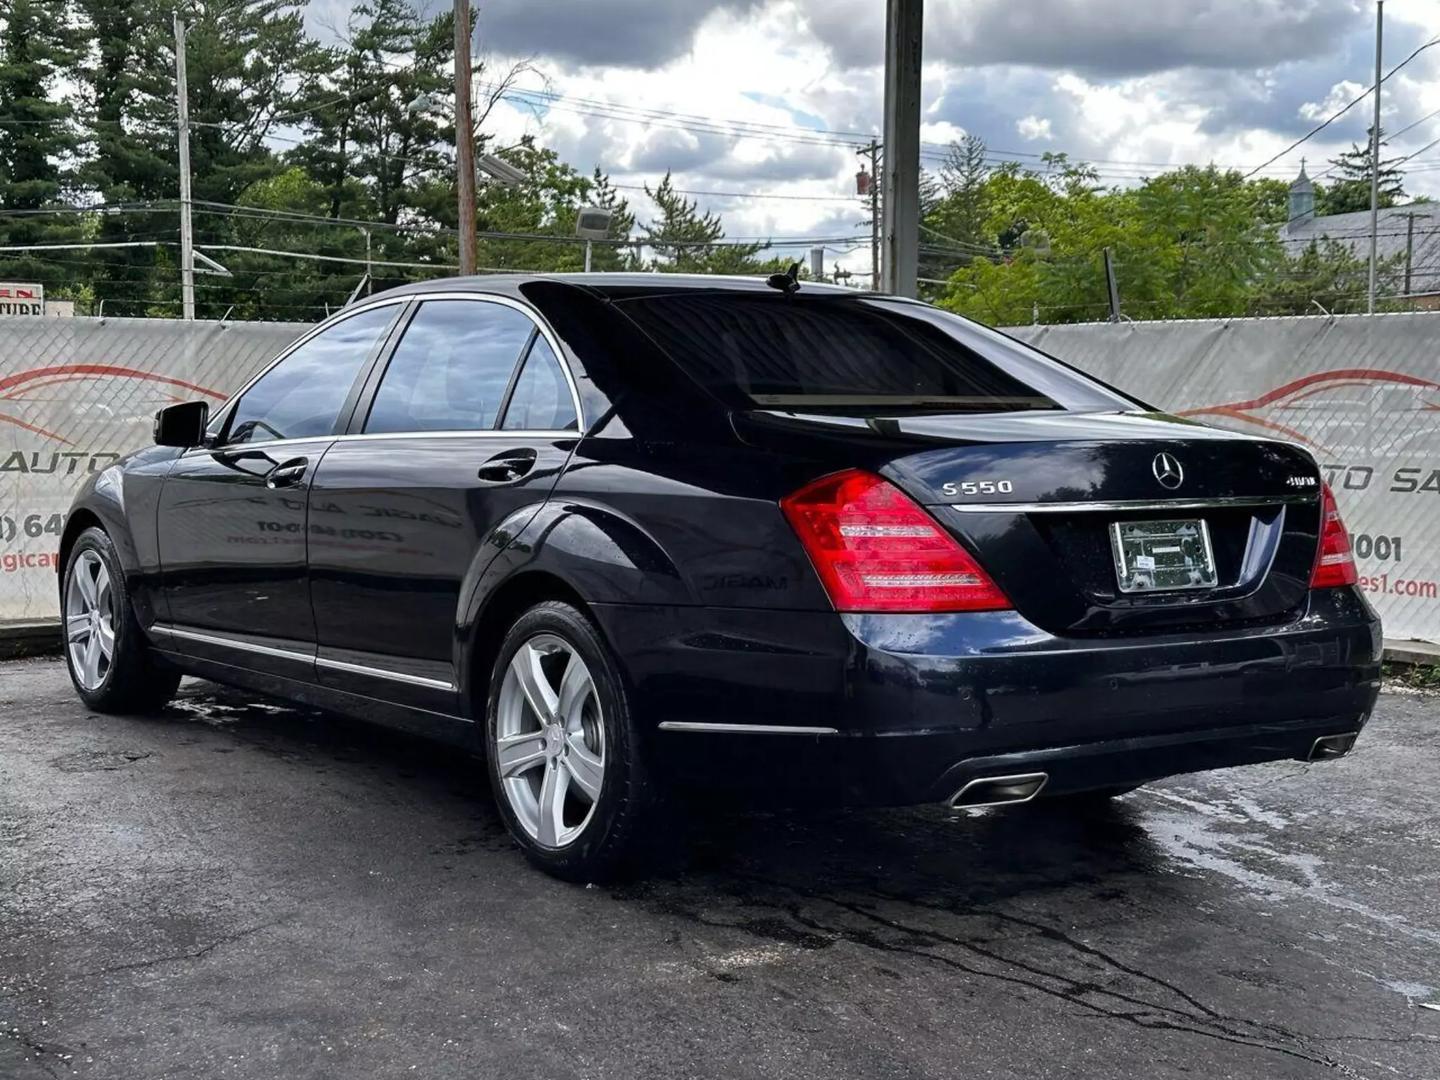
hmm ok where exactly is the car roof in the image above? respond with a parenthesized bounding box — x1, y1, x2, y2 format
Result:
(370, 272, 892, 303)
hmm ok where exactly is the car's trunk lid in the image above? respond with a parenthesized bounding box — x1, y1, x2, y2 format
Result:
(733, 408, 1324, 635)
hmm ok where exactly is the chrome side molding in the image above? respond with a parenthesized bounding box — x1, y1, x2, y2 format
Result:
(657, 721, 839, 735)
(152, 624, 456, 691)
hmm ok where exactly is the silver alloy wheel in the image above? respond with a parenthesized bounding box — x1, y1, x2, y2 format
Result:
(495, 633, 606, 849)
(66, 549, 116, 691)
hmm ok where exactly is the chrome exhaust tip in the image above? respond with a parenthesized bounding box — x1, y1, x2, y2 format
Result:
(1308, 733, 1358, 762)
(948, 771, 1049, 809)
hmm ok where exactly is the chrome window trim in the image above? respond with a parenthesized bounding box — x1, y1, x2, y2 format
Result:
(155, 624, 457, 691)
(314, 655, 455, 691)
(180, 428, 581, 458)
(331, 429, 578, 443)
(202, 292, 586, 450)
(657, 721, 840, 735)
(947, 494, 1319, 514)
(205, 299, 409, 443)
(359, 293, 584, 437)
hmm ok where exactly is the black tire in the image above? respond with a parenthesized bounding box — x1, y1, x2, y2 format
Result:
(484, 600, 651, 882)
(62, 527, 181, 714)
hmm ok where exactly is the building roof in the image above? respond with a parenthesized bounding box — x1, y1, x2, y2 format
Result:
(1280, 205, 1440, 295)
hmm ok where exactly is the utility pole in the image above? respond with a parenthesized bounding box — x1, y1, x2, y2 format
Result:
(453, 0, 477, 276)
(1368, 0, 1383, 314)
(1402, 210, 1416, 298)
(858, 140, 881, 291)
(880, 0, 921, 297)
(174, 15, 195, 320)
(1103, 247, 1121, 322)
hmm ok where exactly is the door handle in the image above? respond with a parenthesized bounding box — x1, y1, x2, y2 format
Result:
(265, 457, 309, 489)
(476, 448, 538, 484)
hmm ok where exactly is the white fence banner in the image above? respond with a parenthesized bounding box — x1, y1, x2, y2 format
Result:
(0, 316, 307, 623)
(1008, 313, 1440, 644)
(2, 312, 1436, 645)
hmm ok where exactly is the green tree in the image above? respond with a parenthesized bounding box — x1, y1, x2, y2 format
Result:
(1320, 129, 1406, 215)
(1256, 238, 1402, 315)
(473, 139, 636, 272)
(929, 134, 991, 250)
(640, 172, 765, 274)
(0, 0, 84, 295)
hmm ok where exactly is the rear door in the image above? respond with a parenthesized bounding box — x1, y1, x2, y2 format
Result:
(155, 302, 404, 677)
(306, 296, 581, 713)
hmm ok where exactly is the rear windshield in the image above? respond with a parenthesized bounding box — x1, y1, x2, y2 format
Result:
(612, 292, 1133, 415)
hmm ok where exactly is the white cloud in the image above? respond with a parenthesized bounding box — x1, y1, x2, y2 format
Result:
(308, 0, 1440, 278)
(1016, 115, 1054, 142)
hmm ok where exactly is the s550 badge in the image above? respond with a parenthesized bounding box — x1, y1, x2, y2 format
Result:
(942, 480, 1015, 497)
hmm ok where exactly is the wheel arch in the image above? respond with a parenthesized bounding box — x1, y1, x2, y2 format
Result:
(464, 569, 595, 719)
(57, 507, 105, 584)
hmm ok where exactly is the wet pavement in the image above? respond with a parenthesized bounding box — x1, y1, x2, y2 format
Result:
(2, 657, 1437, 1080)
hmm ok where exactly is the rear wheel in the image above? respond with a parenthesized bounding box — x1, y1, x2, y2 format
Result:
(63, 527, 181, 713)
(485, 601, 650, 881)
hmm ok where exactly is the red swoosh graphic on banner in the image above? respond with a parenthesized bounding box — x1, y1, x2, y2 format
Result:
(1177, 368, 1440, 454)
(0, 364, 227, 401)
(0, 409, 73, 445)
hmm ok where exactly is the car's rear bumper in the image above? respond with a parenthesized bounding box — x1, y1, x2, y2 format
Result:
(590, 587, 1382, 806)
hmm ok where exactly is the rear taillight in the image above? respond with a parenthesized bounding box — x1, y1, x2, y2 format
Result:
(1311, 483, 1358, 589)
(781, 469, 1011, 613)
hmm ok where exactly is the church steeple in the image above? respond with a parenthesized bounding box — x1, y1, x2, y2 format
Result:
(1288, 159, 1316, 227)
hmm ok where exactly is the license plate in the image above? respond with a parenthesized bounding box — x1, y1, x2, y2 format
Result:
(1109, 518, 1218, 593)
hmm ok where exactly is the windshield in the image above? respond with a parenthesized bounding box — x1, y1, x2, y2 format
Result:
(612, 292, 1136, 416)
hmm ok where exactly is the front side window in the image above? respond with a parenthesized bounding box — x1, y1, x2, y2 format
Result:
(502, 335, 578, 431)
(366, 300, 535, 434)
(227, 304, 398, 444)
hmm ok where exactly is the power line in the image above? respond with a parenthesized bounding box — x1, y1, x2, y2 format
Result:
(1243, 35, 1440, 178)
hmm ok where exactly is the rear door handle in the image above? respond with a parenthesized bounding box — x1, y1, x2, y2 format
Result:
(477, 448, 538, 485)
(265, 457, 309, 489)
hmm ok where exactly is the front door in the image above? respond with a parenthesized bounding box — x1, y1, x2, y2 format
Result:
(154, 302, 403, 677)
(307, 297, 582, 713)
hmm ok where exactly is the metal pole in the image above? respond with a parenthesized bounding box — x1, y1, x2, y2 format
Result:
(1103, 247, 1121, 322)
(584, 239, 592, 273)
(174, 15, 195, 320)
(866, 140, 880, 291)
(1403, 211, 1415, 298)
(453, 0, 477, 276)
(363, 227, 372, 293)
(880, 0, 921, 297)
(1368, 0, 1383, 314)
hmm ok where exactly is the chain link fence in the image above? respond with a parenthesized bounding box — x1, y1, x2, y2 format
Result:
(0, 317, 307, 623)
(3, 311, 1436, 644)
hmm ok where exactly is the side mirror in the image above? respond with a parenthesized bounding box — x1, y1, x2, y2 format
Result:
(153, 401, 210, 448)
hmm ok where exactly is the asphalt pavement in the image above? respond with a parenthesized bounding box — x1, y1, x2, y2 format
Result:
(2, 657, 1437, 1080)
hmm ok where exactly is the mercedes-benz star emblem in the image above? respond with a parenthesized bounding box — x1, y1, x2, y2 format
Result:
(1152, 452, 1184, 490)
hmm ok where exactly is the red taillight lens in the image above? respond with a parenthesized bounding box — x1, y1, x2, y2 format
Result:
(781, 469, 1011, 613)
(1311, 483, 1358, 588)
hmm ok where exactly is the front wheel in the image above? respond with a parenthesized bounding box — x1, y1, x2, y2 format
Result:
(63, 527, 180, 713)
(485, 601, 651, 881)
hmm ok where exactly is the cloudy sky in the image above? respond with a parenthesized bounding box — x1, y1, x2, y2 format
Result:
(313, 0, 1440, 275)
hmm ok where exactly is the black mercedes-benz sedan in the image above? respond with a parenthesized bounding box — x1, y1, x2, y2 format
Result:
(59, 274, 1382, 879)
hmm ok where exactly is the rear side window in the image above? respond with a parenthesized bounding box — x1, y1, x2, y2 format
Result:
(366, 299, 534, 433)
(502, 336, 578, 431)
(614, 294, 1126, 415)
(226, 304, 398, 444)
